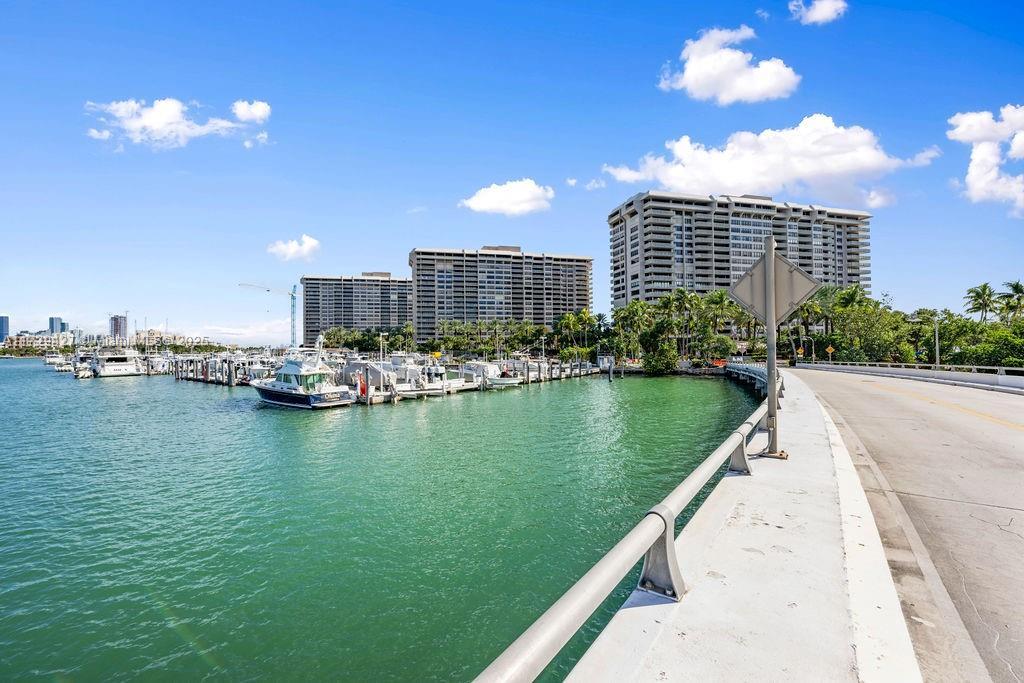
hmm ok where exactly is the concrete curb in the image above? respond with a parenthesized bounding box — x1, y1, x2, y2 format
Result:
(809, 388, 995, 683)
(819, 402, 922, 682)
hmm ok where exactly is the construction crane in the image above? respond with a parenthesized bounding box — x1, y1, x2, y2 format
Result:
(239, 283, 299, 348)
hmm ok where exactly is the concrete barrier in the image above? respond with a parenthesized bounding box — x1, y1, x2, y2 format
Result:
(798, 362, 1024, 395)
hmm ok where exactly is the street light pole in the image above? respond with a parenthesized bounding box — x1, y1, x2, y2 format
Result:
(934, 317, 940, 368)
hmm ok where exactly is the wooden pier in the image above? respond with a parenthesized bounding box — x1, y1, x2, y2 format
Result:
(172, 356, 269, 387)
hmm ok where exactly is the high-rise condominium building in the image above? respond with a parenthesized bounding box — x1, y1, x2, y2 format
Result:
(409, 245, 593, 343)
(48, 316, 63, 334)
(608, 192, 871, 308)
(0, 316, 9, 343)
(109, 315, 128, 340)
(300, 272, 412, 346)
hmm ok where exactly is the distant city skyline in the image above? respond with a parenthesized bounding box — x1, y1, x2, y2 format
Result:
(1, 2, 1022, 344)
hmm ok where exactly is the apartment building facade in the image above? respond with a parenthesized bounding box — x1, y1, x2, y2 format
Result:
(300, 272, 413, 346)
(608, 192, 871, 308)
(109, 315, 128, 340)
(408, 245, 593, 342)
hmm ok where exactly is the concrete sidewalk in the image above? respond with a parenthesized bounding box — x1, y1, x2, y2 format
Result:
(569, 371, 919, 682)
(795, 368, 1024, 683)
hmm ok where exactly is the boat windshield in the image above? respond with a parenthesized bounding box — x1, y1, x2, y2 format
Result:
(299, 373, 325, 391)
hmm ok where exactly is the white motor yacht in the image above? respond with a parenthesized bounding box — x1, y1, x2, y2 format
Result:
(90, 347, 144, 378)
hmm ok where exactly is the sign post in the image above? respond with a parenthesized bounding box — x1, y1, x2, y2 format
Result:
(826, 345, 834, 362)
(764, 236, 781, 455)
(728, 236, 821, 459)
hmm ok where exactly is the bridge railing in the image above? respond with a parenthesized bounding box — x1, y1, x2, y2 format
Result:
(796, 360, 1024, 391)
(475, 398, 770, 682)
(798, 360, 1024, 376)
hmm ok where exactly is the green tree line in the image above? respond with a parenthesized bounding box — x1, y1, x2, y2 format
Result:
(309, 278, 1024, 374)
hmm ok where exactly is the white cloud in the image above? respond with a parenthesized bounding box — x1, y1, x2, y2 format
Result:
(201, 318, 291, 345)
(85, 98, 240, 149)
(602, 113, 938, 207)
(585, 178, 606, 191)
(243, 131, 270, 149)
(789, 0, 848, 25)
(458, 178, 555, 216)
(266, 234, 321, 261)
(87, 128, 111, 140)
(406, 206, 428, 214)
(756, 8, 771, 20)
(658, 25, 800, 105)
(232, 100, 272, 123)
(947, 105, 1024, 217)
(566, 177, 578, 187)
(865, 188, 895, 208)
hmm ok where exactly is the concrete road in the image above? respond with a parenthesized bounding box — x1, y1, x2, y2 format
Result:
(793, 369, 1024, 683)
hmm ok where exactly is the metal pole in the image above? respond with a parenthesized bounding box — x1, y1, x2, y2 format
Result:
(934, 317, 940, 368)
(764, 236, 781, 455)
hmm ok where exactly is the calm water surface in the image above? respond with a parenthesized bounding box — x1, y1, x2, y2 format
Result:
(0, 359, 757, 680)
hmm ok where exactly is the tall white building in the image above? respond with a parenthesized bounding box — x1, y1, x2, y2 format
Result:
(300, 272, 412, 346)
(408, 245, 593, 342)
(608, 192, 871, 308)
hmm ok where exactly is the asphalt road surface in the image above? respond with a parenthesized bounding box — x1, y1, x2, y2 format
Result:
(794, 369, 1023, 683)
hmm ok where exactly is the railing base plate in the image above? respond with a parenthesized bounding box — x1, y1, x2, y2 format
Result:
(760, 450, 789, 460)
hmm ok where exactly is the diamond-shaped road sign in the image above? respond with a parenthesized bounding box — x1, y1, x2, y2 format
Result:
(729, 252, 821, 326)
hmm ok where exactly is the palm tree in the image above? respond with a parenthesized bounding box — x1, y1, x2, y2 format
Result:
(814, 285, 840, 336)
(578, 308, 596, 349)
(673, 289, 702, 357)
(703, 290, 736, 332)
(836, 284, 868, 308)
(998, 280, 1024, 322)
(732, 308, 756, 341)
(964, 283, 998, 323)
(795, 299, 822, 338)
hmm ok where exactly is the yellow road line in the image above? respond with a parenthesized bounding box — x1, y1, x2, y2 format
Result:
(869, 381, 1024, 432)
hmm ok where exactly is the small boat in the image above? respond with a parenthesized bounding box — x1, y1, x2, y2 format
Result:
(54, 361, 74, 372)
(250, 336, 356, 409)
(44, 352, 64, 365)
(486, 374, 524, 389)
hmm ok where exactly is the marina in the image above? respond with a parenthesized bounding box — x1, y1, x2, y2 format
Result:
(0, 359, 758, 680)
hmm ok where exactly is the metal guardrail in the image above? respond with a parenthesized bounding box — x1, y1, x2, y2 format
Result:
(799, 360, 1024, 376)
(476, 400, 770, 682)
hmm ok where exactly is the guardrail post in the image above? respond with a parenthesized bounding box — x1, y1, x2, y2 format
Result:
(728, 432, 751, 474)
(638, 504, 685, 601)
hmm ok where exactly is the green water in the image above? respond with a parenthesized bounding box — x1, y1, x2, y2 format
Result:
(0, 359, 757, 680)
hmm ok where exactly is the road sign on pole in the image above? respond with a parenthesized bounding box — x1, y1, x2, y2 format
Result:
(728, 237, 822, 458)
(729, 251, 822, 327)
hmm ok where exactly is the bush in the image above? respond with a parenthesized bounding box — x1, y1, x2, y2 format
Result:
(895, 342, 916, 363)
(706, 334, 737, 359)
(746, 337, 766, 357)
(642, 342, 680, 376)
(835, 346, 868, 362)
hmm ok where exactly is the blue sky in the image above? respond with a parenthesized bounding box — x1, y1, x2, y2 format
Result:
(1, 1, 1022, 344)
